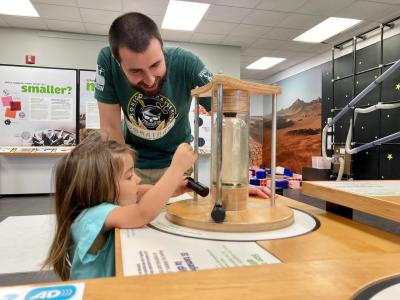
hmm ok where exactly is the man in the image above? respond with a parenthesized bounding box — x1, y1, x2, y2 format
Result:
(95, 12, 272, 198)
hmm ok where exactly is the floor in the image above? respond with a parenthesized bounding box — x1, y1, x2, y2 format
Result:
(0, 189, 398, 287)
(0, 195, 60, 286)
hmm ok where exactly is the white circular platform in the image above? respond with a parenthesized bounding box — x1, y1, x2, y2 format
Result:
(150, 207, 319, 241)
(352, 275, 400, 300)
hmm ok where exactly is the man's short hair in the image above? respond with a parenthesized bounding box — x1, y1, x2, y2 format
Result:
(109, 12, 163, 62)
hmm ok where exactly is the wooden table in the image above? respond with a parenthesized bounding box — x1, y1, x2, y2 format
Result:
(5, 195, 400, 299)
(111, 195, 400, 299)
(302, 180, 400, 222)
(78, 252, 400, 300)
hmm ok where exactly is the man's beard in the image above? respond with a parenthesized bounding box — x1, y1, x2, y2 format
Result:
(132, 73, 166, 97)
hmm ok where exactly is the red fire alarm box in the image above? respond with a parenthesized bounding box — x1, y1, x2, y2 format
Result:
(25, 55, 35, 64)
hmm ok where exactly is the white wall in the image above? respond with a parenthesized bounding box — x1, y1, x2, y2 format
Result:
(249, 95, 264, 117)
(0, 27, 240, 77)
(166, 41, 240, 78)
(0, 28, 108, 69)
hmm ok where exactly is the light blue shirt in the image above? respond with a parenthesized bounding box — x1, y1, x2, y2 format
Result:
(70, 202, 118, 280)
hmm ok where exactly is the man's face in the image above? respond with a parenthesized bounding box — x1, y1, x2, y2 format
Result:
(118, 38, 166, 97)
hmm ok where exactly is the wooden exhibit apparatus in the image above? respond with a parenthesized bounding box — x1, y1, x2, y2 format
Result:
(166, 74, 294, 232)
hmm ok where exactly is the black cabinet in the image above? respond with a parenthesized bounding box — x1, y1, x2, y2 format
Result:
(321, 62, 333, 124)
(352, 147, 380, 179)
(381, 107, 400, 143)
(383, 34, 400, 64)
(334, 53, 353, 79)
(354, 69, 381, 107)
(333, 110, 353, 144)
(353, 110, 380, 143)
(324, 24, 400, 180)
(356, 42, 380, 73)
(333, 77, 353, 109)
(380, 144, 400, 179)
(381, 65, 400, 103)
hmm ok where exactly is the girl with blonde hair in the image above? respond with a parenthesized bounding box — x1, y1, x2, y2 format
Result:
(44, 131, 196, 280)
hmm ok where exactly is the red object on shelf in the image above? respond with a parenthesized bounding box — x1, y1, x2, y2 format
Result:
(10, 101, 21, 111)
(25, 55, 35, 64)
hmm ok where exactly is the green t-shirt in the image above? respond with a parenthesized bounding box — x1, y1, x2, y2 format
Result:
(95, 46, 212, 169)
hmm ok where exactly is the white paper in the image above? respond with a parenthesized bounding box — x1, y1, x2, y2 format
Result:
(314, 181, 400, 196)
(85, 100, 100, 129)
(29, 97, 50, 121)
(0, 282, 85, 300)
(50, 98, 73, 121)
(120, 226, 280, 276)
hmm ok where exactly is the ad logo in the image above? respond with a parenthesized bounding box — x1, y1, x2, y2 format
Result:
(25, 285, 76, 300)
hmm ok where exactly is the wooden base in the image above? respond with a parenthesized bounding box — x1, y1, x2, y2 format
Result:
(210, 185, 248, 211)
(166, 198, 294, 232)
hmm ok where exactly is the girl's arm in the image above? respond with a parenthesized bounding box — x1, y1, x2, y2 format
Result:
(136, 178, 190, 201)
(137, 184, 152, 201)
(105, 143, 197, 230)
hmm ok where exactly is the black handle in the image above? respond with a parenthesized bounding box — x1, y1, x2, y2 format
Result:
(186, 177, 210, 197)
(211, 203, 226, 223)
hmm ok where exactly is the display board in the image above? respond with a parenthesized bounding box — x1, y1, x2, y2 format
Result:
(0, 65, 77, 147)
(79, 69, 99, 131)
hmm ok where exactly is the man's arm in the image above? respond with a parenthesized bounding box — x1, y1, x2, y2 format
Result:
(98, 101, 124, 144)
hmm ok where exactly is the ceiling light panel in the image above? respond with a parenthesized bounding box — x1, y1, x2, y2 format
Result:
(0, 0, 39, 17)
(162, 0, 209, 31)
(246, 57, 286, 70)
(293, 17, 362, 43)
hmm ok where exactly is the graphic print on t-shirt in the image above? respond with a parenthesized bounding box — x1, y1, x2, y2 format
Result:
(125, 92, 177, 140)
(95, 64, 105, 92)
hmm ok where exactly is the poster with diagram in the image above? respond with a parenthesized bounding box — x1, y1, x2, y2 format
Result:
(78, 69, 100, 142)
(0, 65, 77, 147)
(79, 70, 99, 130)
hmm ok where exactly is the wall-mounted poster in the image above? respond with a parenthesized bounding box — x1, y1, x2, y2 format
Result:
(0, 65, 77, 147)
(263, 65, 322, 174)
(79, 70, 99, 130)
(79, 69, 100, 142)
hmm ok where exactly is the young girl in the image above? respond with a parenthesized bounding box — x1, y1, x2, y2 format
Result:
(43, 132, 197, 280)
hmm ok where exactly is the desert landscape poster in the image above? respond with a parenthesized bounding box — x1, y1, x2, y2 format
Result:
(250, 65, 322, 174)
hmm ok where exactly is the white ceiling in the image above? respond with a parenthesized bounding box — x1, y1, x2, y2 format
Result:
(1, 0, 400, 81)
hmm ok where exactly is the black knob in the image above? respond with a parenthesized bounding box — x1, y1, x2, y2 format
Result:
(198, 137, 205, 147)
(211, 204, 226, 223)
(186, 177, 209, 197)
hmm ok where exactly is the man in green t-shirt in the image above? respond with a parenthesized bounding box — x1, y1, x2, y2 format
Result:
(95, 12, 272, 198)
(95, 12, 211, 184)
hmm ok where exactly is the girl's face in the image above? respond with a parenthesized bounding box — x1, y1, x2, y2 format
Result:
(117, 153, 141, 206)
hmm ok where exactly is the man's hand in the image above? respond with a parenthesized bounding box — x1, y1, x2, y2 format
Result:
(248, 185, 274, 199)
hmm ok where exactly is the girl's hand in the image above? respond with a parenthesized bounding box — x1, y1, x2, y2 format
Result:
(170, 143, 198, 174)
(173, 177, 191, 196)
(248, 185, 275, 199)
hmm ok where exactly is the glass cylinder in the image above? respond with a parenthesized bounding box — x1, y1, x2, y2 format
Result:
(211, 90, 249, 211)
